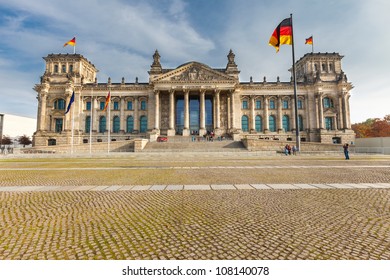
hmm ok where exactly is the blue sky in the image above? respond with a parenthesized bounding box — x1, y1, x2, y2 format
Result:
(0, 0, 389, 123)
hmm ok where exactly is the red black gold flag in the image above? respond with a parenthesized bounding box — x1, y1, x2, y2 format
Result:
(103, 91, 111, 112)
(269, 18, 292, 52)
(305, 36, 313, 45)
(63, 37, 76, 47)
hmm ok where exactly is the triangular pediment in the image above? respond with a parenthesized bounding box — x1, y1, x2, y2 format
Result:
(153, 62, 236, 83)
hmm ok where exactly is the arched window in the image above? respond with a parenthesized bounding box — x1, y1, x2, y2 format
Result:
(298, 99, 303, 109)
(54, 99, 65, 110)
(282, 99, 289, 109)
(255, 100, 261, 109)
(113, 116, 120, 133)
(127, 116, 134, 133)
(298, 115, 304, 131)
(255, 115, 262, 132)
(85, 116, 91, 133)
(269, 115, 276, 132)
(242, 100, 248, 109)
(241, 115, 249, 132)
(269, 99, 276, 109)
(140, 100, 147, 110)
(140, 116, 147, 133)
(99, 116, 106, 133)
(283, 115, 290, 132)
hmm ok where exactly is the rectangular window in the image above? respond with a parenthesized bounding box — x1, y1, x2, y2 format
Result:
(69, 65, 73, 72)
(242, 100, 248, 109)
(54, 65, 59, 73)
(86, 101, 91, 111)
(127, 101, 133, 110)
(114, 101, 119, 110)
(283, 100, 289, 109)
(255, 100, 261, 109)
(55, 118, 63, 133)
(62, 65, 66, 73)
(325, 117, 333, 130)
(269, 100, 276, 109)
(100, 101, 105, 110)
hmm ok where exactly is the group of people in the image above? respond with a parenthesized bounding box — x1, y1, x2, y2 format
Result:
(284, 144, 297, 156)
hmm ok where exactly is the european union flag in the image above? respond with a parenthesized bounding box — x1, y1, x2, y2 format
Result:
(65, 91, 75, 114)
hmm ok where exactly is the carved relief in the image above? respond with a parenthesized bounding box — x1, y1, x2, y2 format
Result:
(171, 66, 219, 81)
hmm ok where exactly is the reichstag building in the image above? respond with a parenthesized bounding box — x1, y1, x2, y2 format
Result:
(33, 50, 355, 147)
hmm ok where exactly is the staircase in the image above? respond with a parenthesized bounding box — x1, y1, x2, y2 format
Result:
(143, 136, 246, 153)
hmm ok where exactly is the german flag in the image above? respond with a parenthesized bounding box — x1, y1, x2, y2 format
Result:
(63, 37, 76, 47)
(269, 18, 292, 52)
(103, 91, 111, 112)
(305, 36, 313, 45)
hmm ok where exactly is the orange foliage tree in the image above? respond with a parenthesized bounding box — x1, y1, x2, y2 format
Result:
(352, 115, 390, 138)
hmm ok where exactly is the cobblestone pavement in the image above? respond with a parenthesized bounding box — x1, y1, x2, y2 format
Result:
(0, 154, 389, 260)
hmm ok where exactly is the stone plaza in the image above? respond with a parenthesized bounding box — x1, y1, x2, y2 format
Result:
(0, 152, 389, 260)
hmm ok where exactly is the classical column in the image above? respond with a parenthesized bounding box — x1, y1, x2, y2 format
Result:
(346, 94, 351, 129)
(338, 94, 344, 130)
(230, 90, 235, 130)
(154, 90, 160, 130)
(277, 96, 283, 132)
(215, 90, 221, 129)
(120, 97, 125, 133)
(318, 93, 324, 129)
(250, 96, 255, 131)
(92, 96, 97, 132)
(38, 89, 48, 131)
(167, 89, 175, 136)
(199, 89, 206, 135)
(264, 97, 269, 132)
(183, 89, 190, 136)
(134, 98, 139, 131)
(291, 97, 296, 131)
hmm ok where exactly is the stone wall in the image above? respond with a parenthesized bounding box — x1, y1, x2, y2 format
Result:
(242, 138, 344, 153)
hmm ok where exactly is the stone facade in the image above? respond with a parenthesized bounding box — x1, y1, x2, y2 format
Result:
(33, 50, 355, 147)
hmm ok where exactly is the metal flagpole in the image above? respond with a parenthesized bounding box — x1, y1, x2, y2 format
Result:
(89, 86, 93, 155)
(71, 94, 75, 155)
(290, 14, 301, 152)
(107, 90, 111, 154)
(311, 35, 314, 53)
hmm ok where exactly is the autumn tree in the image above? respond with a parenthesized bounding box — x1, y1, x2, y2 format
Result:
(352, 115, 390, 138)
(18, 135, 32, 147)
(0, 135, 12, 145)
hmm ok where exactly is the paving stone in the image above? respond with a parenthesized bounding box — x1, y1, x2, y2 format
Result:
(234, 184, 254, 190)
(267, 184, 300, 189)
(184, 185, 210, 190)
(210, 184, 236, 190)
(250, 184, 272, 189)
(166, 185, 183, 190)
(150, 185, 167, 190)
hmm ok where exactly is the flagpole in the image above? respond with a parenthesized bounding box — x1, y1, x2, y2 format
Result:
(311, 35, 314, 53)
(89, 86, 93, 155)
(108, 89, 111, 154)
(290, 13, 301, 152)
(71, 93, 75, 155)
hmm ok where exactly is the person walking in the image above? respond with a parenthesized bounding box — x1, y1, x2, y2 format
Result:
(343, 143, 350, 160)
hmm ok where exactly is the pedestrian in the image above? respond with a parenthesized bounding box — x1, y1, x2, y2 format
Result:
(343, 143, 350, 160)
(284, 144, 289, 156)
(292, 145, 297, 155)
